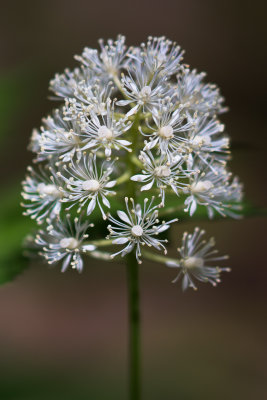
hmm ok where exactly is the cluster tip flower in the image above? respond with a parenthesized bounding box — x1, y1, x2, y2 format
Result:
(22, 35, 243, 290)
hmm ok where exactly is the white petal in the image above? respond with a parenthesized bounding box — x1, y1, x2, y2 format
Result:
(102, 196, 110, 208)
(141, 180, 154, 191)
(82, 244, 96, 251)
(62, 154, 71, 162)
(166, 260, 179, 267)
(116, 140, 132, 146)
(157, 224, 170, 233)
(121, 242, 135, 254)
(144, 138, 157, 150)
(131, 174, 148, 182)
(112, 237, 129, 244)
(76, 255, 84, 272)
(116, 100, 132, 106)
(126, 104, 139, 117)
(87, 198, 96, 215)
(117, 210, 131, 224)
(61, 254, 71, 272)
(170, 184, 178, 195)
(105, 147, 112, 157)
(182, 274, 189, 291)
(52, 202, 61, 215)
(189, 199, 197, 216)
(105, 180, 116, 188)
(82, 141, 97, 150)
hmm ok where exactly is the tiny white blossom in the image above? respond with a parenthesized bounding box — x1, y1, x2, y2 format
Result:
(166, 227, 230, 290)
(49, 66, 97, 100)
(128, 36, 184, 78)
(131, 151, 190, 205)
(37, 109, 84, 162)
(59, 154, 117, 219)
(107, 197, 177, 264)
(21, 165, 63, 223)
(181, 114, 230, 168)
(63, 81, 114, 118)
(75, 35, 128, 79)
(174, 67, 227, 115)
(35, 214, 95, 272)
(184, 163, 243, 218)
(116, 67, 172, 115)
(80, 99, 132, 158)
(141, 101, 193, 158)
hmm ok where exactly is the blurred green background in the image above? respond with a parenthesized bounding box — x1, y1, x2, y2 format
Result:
(0, 0, 266, 399)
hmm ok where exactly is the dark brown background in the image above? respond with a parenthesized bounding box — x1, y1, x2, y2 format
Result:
(0, 0, 266, 399)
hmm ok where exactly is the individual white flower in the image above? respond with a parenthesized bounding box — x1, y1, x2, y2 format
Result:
(21, 165, 63, 224)
(80, 98, 132, 158)
(177, 114, 230, 167)
(49, 66, 96, 100)
(166, 227, 230, 290)
(184, 163, 243, 218)
(37, 109, 84, 162)
(75, 35, 129, 79)
(131, 151, 190, 205)
(116, 65, 172, 116)
(141, 100, 193, 158)
(35, 214, 95, 272)
(50, 65, 114, 119)
(107, 197, 178, 263)
(59, 154, 117, 218)
(63, 81, 114, 118)
(174, 67, 227, 115)
(128, 36, 184, 78)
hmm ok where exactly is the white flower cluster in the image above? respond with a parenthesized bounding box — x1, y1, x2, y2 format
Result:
(22, 35, 243, 289)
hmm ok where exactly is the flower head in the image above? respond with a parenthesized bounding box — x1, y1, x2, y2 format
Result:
(80, 99, 132, 158)
(177, 114, 230, 167)
(35, 214, 95, 272)
(138, 36, 184, 77)
(22, 35, 243, 291)
(184, 163, 243, 218)
(37, 109, 84, 162)
(142, 101, 193, 158)
(75, 35, 128, 80)
(21, 165, 63, 223)
(131, 151, 190, 205)
(174, 67, 227, 115)
(50, 66, 96, 100)
(64, 81, 114, 118)
(116, 64, 173, 115)
(166, 227, 230, 290)
(59, 154, 117, 218)
(107, 197, 177, 263)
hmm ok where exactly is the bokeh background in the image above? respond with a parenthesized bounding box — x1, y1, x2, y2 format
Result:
(0, 0, 266, 399)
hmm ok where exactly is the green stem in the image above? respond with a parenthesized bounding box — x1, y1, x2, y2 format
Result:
(116, 171, 131, 186)
(130, 155, 143, 169)
(126, 112, 141, 198)
(126, 251, 141, 400)
(142, 249, 177, 265)
(86, 250, 113, 261)
(158, 204, 184, 217)
(84, 239, 113, 246)
(125, 111, 141, 400)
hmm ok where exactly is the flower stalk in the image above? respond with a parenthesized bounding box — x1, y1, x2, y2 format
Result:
(21, 35, 244, 400)
(126, 251, 141, 400)
(125, 111, 141, 400)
